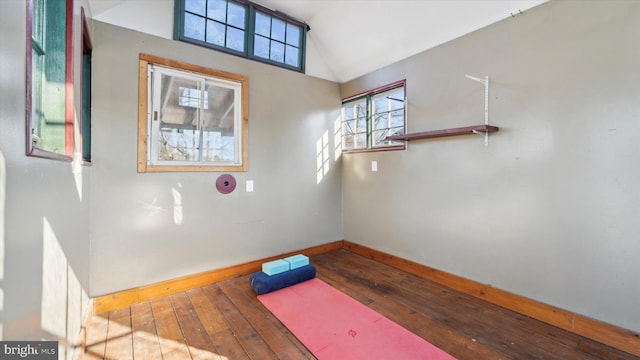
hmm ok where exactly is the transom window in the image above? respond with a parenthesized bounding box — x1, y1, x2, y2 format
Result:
(341, 81, 406, 152)
(174, 0, 307, 72)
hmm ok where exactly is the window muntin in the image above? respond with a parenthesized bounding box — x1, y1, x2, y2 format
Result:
(175, 0, 306, 72)
(342, 82, 406, 152)
(138, 54, 248, 172)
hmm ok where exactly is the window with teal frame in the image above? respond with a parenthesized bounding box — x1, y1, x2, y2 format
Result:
(26, 0, 74, 161)
(174, 0, 307, 72)
(341, 81, 407, 152)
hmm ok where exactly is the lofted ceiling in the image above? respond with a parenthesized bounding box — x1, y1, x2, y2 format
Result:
(89, 0, 548, 83)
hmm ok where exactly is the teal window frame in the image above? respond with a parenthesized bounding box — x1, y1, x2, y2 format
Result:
(26, 0, 74, 161)
(81, 6, 92, 163)
(341, 81, 407, 153)
(174, 0, 307, 73)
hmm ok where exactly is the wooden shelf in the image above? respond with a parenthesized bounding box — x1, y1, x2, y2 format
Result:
(386, 124, 499, 141)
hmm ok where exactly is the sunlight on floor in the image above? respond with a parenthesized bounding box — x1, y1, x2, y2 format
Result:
(86, 314, 229, 359)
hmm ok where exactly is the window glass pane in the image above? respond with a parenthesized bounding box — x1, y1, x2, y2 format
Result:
(286, 23, 300, 46)
(254, 35, 269, 59)
(389, 109, 405, 127)
(373, 129, 393, 147)
(285, 45, 299, 67)
(227, 26, 245, 52)
(227, 1, 246, 29)
(185, 0, 206, 16)
(206, 0, 227, 22)
(158, 73, 200, 161)
(201, 82, 236, 162)
(270, 41, 284, 62)
(271, 18, 286, 42)
(355, 133, 367, 149)
(206, 20, 225, 46)
(373, 114, 390, 130)
(373, 89, 404, 113)
(343, 120, 356, 136)
(255, 12, 271, 36)
(184, 13, 206, 41)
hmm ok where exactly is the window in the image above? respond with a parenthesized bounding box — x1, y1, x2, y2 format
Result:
(174, 0, 307, 72)
(26, 0, 74, 161)
(81, 7, 92, 163)
(341, 81, 406, 152)
(138, 54, 248, 172)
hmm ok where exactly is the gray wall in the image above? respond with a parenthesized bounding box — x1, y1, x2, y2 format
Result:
(90, 21, 343, 295)
(0, 0, 92, 357)
(341, 0, 640, 333)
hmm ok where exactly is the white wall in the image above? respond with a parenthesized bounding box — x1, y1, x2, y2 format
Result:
(89, 21, 343, 295)
(0, 0, 93, 357)
(341, 0, 640, 333)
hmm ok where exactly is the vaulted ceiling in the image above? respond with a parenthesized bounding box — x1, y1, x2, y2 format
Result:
(89, 0, 548, 83)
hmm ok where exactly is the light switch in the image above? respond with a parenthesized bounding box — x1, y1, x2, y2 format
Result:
(246, 180, 254, 192)
(371, 161, 378, 172)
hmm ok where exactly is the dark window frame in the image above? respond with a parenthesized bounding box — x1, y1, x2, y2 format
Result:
(80, 6, 92, 164)
(174, 0, 307, 73)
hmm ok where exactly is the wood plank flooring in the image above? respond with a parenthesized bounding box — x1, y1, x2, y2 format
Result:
(82, 250, 640, 360)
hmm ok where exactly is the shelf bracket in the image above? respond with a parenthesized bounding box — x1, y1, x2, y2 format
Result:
(465, 74, 490, 146)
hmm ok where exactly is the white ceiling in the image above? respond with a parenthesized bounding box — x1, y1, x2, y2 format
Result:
(89, 0, 548, 83)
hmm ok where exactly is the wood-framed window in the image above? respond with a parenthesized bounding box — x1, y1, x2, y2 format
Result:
(26, 0, 75, 161)
(174, 0, 307, 73)
(341, 81, 407, 152)
(137, 53, 249, 172)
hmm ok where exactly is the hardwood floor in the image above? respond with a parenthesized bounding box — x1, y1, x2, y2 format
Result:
(82, 250, 639, 360)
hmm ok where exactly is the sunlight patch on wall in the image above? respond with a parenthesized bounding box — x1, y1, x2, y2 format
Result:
(334, 116, 342, 161)
(41, 217, 68, 339)
(172, 183, 183, 225)
(41, 217, 89, 357)
(72, 151, 83, 202)
(316, 130, 330, 184)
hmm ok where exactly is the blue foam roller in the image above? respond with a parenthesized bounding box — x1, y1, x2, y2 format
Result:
(250, 264, 316, 295)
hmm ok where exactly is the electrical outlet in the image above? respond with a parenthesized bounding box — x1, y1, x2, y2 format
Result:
(246, 180, 254, 192)
(371, 161, 378, 172)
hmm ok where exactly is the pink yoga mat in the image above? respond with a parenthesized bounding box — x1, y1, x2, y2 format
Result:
(258, 278, 456, 360)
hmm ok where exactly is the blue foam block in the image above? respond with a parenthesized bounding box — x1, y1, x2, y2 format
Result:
(250, 264, 316, 295)
(262, 259, 290, 276)
(283, 254, 309, 270)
